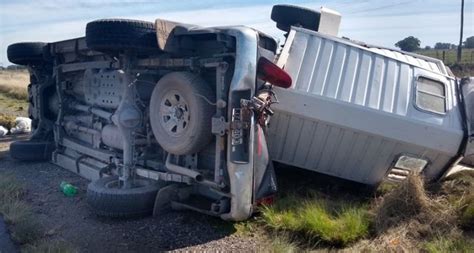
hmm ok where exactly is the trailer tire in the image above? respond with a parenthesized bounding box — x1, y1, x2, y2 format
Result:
(271, 4, 321, 32)
(86, 19, 157, 51)
(10, 140, 55, 161)
(87, 176, 160, 218)
(149, 72, 214, 155)
(7, 42, 47, 66)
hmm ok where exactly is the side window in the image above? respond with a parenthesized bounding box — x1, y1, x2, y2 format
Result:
(415, 77, 446, 114)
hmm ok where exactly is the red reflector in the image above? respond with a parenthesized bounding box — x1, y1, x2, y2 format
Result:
(256, 195, 275, 206)
(257, 58, 292, 88)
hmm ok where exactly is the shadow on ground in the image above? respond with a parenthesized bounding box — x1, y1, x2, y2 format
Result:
(0, 137, 375, 252)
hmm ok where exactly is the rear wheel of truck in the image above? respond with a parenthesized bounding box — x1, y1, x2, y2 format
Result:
(87, 176, 161, 218)
(271, 4, 321, 32)
(149, 72, 215, 155)
(85, 19, 158, 51)
(7, 42, 47, 66)
(10, 140, 55, 161)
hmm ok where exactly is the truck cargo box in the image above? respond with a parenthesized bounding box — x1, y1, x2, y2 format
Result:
(267, 27, 464, 185)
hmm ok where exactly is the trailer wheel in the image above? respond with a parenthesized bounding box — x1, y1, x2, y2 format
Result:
(10, 141, 55, 161)
(87, 176, 160, 218)
(149, 72, 214, 155)
(7, 42, 47, 66)
(86, 19, 157, 51)
(271, 4, 321, 32)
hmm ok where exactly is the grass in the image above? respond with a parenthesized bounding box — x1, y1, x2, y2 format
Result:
(0, 172, 77, 252)
(0, 69, 29, 101)
(415, 49, 474, 76)
(23, 240, 78, 253)
(0, 173, 41, 244)
(261, 195, 371, 246)
(252, 171, 474, 252)
(416, 48, 474, 65)
(267, 234, 299, 253)
(0, 113, 18, 129)
(0, 70, 29, 123)
(441, 170, 474, 229)
(460, 196, 474, 228)
(423, 236, 474, 253)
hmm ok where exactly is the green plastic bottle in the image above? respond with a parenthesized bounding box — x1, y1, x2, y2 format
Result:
(60, 181, 77, 197)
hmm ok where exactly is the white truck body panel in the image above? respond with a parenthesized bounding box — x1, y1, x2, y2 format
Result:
(268, 27, 464, 185)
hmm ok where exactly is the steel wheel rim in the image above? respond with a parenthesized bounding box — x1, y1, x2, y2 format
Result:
(159, 90, 190, 137)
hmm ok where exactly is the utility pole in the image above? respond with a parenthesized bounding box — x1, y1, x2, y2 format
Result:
(457, 0, 464, 63)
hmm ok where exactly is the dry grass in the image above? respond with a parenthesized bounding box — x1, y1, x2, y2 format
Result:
(0, 70, 29, 120)
(423, 234, 474, 253)
(441, 170, 474, 229)
(23, 240, 78, 253)
(0, 113, 17, 129)
(350, 172, 473, 252)
(0, 173, 41, 244)
(0, 176, 40, 244)
(266, 233, 299, 253)
(257, 172, 474, 252)
(0, 172, 76, 252)
(374, 174, 455, 236)
(0, 70, 29, 100)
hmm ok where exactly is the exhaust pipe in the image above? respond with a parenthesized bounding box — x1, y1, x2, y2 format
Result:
(165, 155, 222, 189)
(165, 154, 202, 181)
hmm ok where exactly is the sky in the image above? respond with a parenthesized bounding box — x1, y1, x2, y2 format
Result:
(0, 0, 472, 66)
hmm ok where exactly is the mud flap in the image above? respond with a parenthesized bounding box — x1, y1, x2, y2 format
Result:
(253, 125, 278, 205)
(152, 184, 180, 216)
(255, 161, 277, 203)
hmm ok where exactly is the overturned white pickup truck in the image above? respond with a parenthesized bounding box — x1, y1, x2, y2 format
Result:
(7, 5, 473, 221)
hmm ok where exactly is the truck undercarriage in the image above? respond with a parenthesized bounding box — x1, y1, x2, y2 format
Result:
(8, 19, 280, 221)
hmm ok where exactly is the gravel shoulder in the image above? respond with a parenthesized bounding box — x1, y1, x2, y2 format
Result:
(0, 137, 262, 252)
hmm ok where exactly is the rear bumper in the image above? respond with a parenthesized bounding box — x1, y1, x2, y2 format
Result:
(220, 27, 259, 221)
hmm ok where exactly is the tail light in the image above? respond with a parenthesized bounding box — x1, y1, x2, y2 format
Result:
(257, 58, 292, 88)
(256, 195, 275, 206)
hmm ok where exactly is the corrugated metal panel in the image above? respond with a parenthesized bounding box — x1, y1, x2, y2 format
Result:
(284, 31, 423, 116)
(267, 28, 463, 185)
(267, 111, 453, 185)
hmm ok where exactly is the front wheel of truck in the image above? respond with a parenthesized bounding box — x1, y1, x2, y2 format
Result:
(7, 42, 47, 66)
(10, 140, 55, 161)
(87, 176, 161, 218)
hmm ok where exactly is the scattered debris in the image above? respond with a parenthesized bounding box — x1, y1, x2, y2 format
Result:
(0, 126, 7, 137)
(9, 117, 31, 135)
(60, 181, 78, 197)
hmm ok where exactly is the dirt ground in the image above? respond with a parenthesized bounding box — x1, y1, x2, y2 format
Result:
(0, 136, 263, 252)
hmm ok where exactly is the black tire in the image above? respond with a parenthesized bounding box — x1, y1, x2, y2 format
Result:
(149, 72, 214, 155)
(7, 42, 47, 66)
(86, 19, 157, 51)
(271, 4, 321, 32)
(10, 140, 55, 161)
(87, 176, 160, 218)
